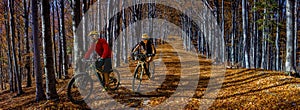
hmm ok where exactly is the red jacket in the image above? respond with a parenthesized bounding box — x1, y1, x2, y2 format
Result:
(84, 38, 112, 59)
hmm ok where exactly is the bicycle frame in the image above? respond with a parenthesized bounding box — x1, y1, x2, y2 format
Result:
(135, 54, 148, 76)
(67, 59, 120, 104)
(83, 60, 106, 87)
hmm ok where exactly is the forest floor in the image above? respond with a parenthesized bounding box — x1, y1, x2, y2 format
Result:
(1, 36, 300, 109)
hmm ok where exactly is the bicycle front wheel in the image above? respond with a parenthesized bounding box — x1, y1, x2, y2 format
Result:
(67, 73, 93, 104)
(107, 69, 120, 90)
(148, 61, 155, 79)
(132, 65, 143, 93)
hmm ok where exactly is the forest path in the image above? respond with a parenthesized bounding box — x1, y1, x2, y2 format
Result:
(1, 36, 300, 109)
(74, 35, 300, 109)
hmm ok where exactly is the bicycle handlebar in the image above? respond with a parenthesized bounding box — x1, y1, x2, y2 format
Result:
(81, 59, 97, 62)
(133, 54, 154, 61)
(133, 54, 154, 57)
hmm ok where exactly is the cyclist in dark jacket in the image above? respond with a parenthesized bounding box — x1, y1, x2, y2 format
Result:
(131, 33, 156, 76)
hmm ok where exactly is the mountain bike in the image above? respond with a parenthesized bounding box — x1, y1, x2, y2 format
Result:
(132, 54, 155, 93)
(67, 59, 120, 104)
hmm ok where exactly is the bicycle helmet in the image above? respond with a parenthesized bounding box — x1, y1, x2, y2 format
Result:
(142, 33, 149, 39)
(88, 31, 100, 37)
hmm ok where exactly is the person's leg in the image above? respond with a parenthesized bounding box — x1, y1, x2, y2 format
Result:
(103, 58, 112, 87)
(144, 61, 150, 77)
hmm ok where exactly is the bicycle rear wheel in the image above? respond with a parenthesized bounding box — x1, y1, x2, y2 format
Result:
(67, 73, 93, 104)
(107, 69, 120, 90)
(132, 65, 143, 92)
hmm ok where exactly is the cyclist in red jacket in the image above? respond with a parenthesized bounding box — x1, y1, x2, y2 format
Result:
(84, 31, 112, 88)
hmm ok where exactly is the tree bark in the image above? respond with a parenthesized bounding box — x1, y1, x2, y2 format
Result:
(0, 48, 3, 90)
(122, 0, 128, 63)
(8, 0, 23, 95)
(32, 0, 46, 102)
(294, 0, 298, 73)
(72, 0, 83, 73)
(60, 0, 69, 79)
(242, 0, 249, 68)
(275, 0, 280, 71)
(55, 0, 62, 79)
(261, 7, 267, 69)
(98, 0, 102, 31)
(51, 1, 57, 79)
(82, 0, 87, 51)
(253, 0, 259, 68)
(24, 0, 32, 87)
(113, 0, 121, 67)
(285, 0, 296, 73)
(4, 1, 14, 92)
(41, 0, 59, 100)
(230, 1, 236, 66)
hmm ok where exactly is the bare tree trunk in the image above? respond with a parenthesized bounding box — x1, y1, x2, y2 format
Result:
(82, 0, 87, 51)
(294, 0, 298, 73)
(17, 17, 23, 90)
(122, 0, 128, 63)
(8, 0, 23, 95)
(253, 0, 259, 68)
(72, 0, 83, 73)
(60, 0, 69, 79)
(4, 1, 14, 92)
(242, 0, 249, 68)
(0, 47, 2, 90)
(114, 0, 121, 67)
(0, 49, 3, 90)
(230, 1, 236, 66)
(214, 0, 219, 24)
(97, 0, 102, 31)
(24, 0, 32, 87)
(275, 0, 280, 71)
(41, 0, 59, 100)
(32, 0, 46, 102)
(261, 7, 267, 69)
(55, 0, 62, 79)
(51, 1, 57, 79)
(285, 0, 296, 73)
(221, 0, 225, 62)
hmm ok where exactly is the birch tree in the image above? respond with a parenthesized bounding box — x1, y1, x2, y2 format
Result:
(275, 0, 280, 71)
(59, 0, 69, 79)
(261, 4, 267, 69)
(122, 0, 128, 63)
(72, 0, 83, 73)
(242, 0, 250, 68)
(230, 0, 236, 66)
(285, 0, 296, 73)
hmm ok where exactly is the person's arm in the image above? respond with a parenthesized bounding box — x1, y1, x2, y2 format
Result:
(132, 44, 141, 53)
(151, 44, 156, 55)
(84, 43, 96, 59)
(101, 40, 110, 59)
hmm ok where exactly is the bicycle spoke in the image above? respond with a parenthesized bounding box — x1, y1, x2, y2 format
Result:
(67, 73, 93, 104)
(132, 66, 142, 92)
